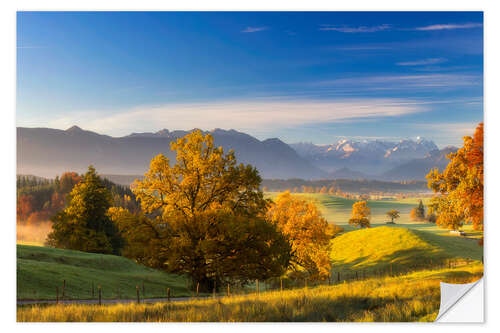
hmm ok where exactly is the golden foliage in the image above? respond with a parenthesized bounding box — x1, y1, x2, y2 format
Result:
(133, 130, 266, 219)
(348, 201, 371, 228)
(127, 130, 290, 290)
(426, 123, 483, 230)
(267, 191, 333, 280)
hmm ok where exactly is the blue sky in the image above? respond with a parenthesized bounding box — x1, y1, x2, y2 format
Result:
(17, 11, 483, 147)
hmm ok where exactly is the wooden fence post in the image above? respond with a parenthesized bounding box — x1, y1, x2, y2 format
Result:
(256, 279, 259, 295)
(196, 282, 199, 297)
(92, 281, 94, 299)
(136, 285, 140, 304)
(62, 279, 66, 299)
(227, 283, 230, 297)
(142, 281, 145, 297)
(337, 271, 340, 282)
(56, 286, 59, 304)
(98, 285, 102, 305)
(280, 278, 283, 292)
(167, 288, 170, 302)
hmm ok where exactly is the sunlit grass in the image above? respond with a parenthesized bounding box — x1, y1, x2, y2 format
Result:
(17, 263, 482, 322)
(329, 226, 482, 279)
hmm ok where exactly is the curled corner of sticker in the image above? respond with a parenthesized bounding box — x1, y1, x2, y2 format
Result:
(435, 277, 484, 322)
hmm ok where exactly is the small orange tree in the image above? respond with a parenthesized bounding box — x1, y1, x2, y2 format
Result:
(267, 191, 336, 281)
(349, 201, 371, 228)
(386, 209, 400, 223)
(410, 200, 426, 221)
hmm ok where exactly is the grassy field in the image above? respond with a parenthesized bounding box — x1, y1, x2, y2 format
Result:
(265, 192, 430, 225)
(329, 226, 482, 280)
(264, 193, 483, 240)
(17, 262, 483, 322)
(17, 245, 192, 300)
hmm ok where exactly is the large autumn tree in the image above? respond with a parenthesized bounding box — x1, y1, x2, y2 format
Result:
(427, 122, 483, 231)
(266, 191, 337, 281)
(115, 130, 291, 291)
(46, 166, 123, 255)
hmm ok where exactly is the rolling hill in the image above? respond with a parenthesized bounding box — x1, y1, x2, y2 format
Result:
(17, 245, 191, 300)
(329, 226, 482, 275)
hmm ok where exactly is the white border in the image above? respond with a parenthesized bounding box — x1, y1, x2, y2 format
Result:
(3, 1, 499, 332)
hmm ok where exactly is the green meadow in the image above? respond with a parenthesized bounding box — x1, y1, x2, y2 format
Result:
(265, 192, 430, 225)
(17, 245, 191, 300)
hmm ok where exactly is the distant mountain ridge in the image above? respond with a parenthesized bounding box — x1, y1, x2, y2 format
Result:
(290, 138, 441, 175)
(381, 146, 458, 180)
(17, 126, 326, 179)
(17, 126, 453, 181)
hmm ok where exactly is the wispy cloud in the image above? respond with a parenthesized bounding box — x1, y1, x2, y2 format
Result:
(415, 23, 482, 31)
(319, 24, 391, 33)
(44, 98, 427, 137)
(396, 58, 447, 66)
(241, 27, 268, 33)
(330, 35, 482, 55)
(313, 73, 482, 90)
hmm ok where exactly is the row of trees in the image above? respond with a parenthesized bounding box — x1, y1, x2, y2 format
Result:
(17, 171, 137, 225)
(47, 131, 339, 291)
(262, 178, 428, 194)
(17, 172, 81, 224)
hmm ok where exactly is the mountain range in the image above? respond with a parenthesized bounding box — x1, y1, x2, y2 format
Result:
(17, 126, 325, 179)
(290, 138, 440, 174)
(17, 126, 454, 180)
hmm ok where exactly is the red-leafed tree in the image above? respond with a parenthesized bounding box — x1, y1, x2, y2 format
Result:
(427, 123, 484, 231)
